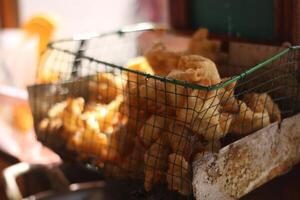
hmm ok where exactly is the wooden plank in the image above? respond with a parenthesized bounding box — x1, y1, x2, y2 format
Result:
(292, 0, 300, 44)
(0, 0, 19, 28)
(228, 42, 285, 67)
(193, 113, 300, 200)
(168, 0, 190, 30)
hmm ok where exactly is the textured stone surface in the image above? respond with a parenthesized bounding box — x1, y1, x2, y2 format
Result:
(193, 113, 300, 200)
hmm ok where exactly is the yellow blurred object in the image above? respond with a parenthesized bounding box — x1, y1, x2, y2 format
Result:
(126, 56, 154, 74)
(126, 56, 154, 83)
(13, 103, 33, 133)
(36, 69, 60, 84)
(23, 14, 58, 84)
(22, 14, 57, 56)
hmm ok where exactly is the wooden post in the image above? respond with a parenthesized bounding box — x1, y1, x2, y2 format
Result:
(0, 0, 19, 28)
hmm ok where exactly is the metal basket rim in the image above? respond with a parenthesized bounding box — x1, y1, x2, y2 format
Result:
(46, 23, 300, 91)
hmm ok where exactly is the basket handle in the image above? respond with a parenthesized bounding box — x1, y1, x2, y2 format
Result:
(72, 40, 87, 78)
(118, 22, 168, 34)
(3, 162, 69, 200)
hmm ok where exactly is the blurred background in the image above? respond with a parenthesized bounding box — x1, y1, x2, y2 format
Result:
(0, 0, 300, 199)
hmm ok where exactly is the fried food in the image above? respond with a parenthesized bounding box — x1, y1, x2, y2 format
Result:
(176, 89, 229, 140)
(126, 56, 154, 76)
(67, 112, 108, 160)
(108, 123, 132, 160)
(38, 117, 63, 138)
(138, 78, 167, 110)
(48, 101, 67, 118)
(219, 112, 233, 135)
(119, 138, 145, 178)
(144, 136, 170, 191)
(167, 153, 191, 195)
(38, 101, 66, 138)
(89, 73, 123, 104)
(191, 111, 232, 140)
(177, 55, 221, 86)
(243, 92, 281, 123)
(188, 28, 225, 63)
(167, 121, 193, 157)
(176, 90, 218, 124)
(218, 78, 240, 113)
(145, 42, 183, 76)
(62, 97, 85, 134)
(36, 28, 287, 197)
(176, 88, 232, 140)
(104, 137, 145, 179)
(229, 101, 270, 135)
(85, 95, 123, 133)
(140, 114, 169, 146)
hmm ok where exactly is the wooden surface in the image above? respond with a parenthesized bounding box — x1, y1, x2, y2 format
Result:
(193, 113, 300, 200)
(242, 163, 300, 200)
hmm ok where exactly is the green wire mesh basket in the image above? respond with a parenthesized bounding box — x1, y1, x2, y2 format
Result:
(28, 23, 300, 198)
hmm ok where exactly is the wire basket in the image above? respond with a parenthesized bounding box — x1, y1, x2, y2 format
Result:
(28, 23, 300, 198)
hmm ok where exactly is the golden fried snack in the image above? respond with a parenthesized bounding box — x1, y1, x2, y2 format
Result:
(176, 89, 232, 140)
(144, 42, 183, 76)
(104, 137, 145, 179)
(89, 73, 123, 104)
(176, 90, 218, 124)
(85, 95, 123, 133)
(139, 69, 190, 110)
(140, 114, 169, 146)
(126, 56, 154, 81)
(167, 153, 191, 195)
(191, 112, 231, 140)
(144, 136, 170, 191)
(219, 112, 233, 135)
(167, 68, 207, 83)
(48, 101, 67, 118)
(167, 121, 193, 157)
(177, 55, 221, 86)
(67, 113, 108, 160)
(139, 70, 192, 112)
(62, 97, 85, 134)
(177, 90, 218, 124)
(119, 138, 145, 178)
(188, 28, 224, 63)
(108, 119, 137, 160)
(138, 78, 167, 110)
(193, 111, 231, 142)
(218, 78, 240, 113)
(166, 69, 199, 108)
(120, 101, 152, 151)
(124, 57, 155, 97)
(118, 91, 151, 156)
(126, 56, 154, 73)
(38, 101, 66, 138)
(229, 101, 270, 135)
(243, 92, 281, 123)
(39, 117, 63, 138)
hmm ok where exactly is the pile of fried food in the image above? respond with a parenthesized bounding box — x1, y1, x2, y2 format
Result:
(38, 28, 281, 196)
